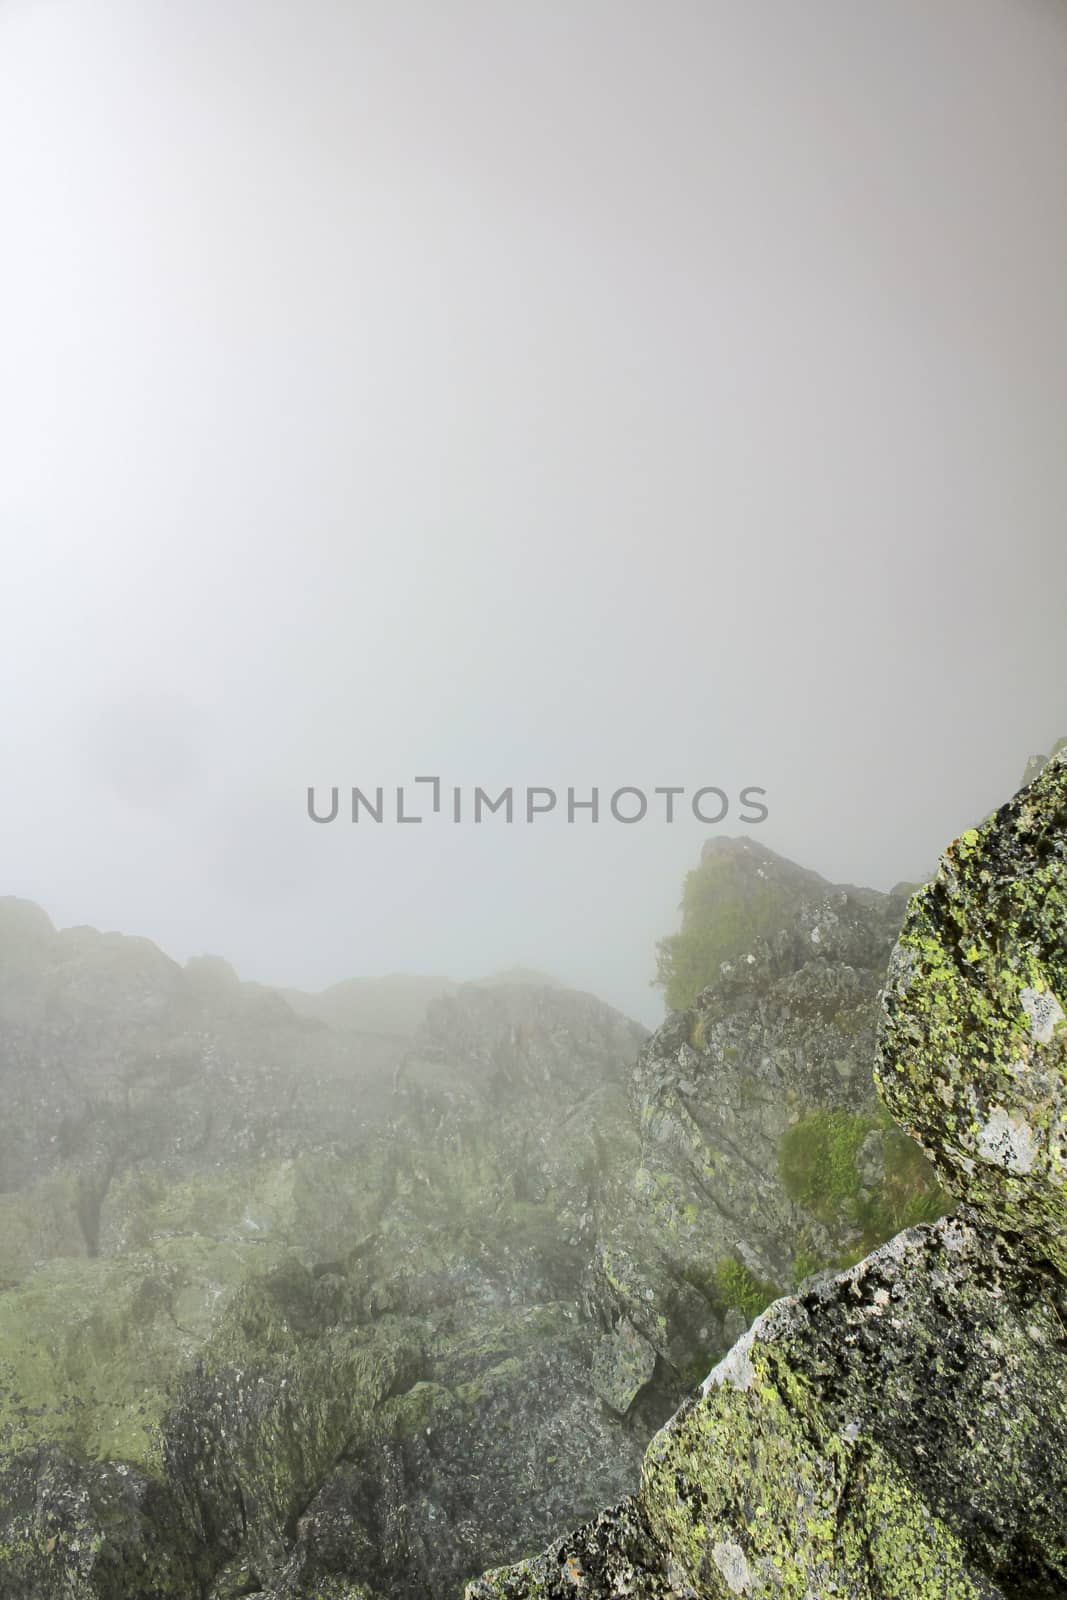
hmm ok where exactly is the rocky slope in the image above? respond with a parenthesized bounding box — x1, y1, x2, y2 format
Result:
(0, 841, 942, 1598)
(469, 752, 1067, 1599)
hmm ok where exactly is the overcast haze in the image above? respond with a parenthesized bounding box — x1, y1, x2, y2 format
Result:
(2, 0, 1065, 1024)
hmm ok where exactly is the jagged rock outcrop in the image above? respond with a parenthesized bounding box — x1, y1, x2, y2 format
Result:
(654, 837, 832, 1012)
(471, 1215, 1067, 1599)
(0, 899, 403, 1278)
(469, 754, 1067, 1600)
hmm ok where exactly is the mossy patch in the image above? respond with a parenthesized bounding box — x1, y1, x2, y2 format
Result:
(712, 1257, 781, 1323)
(0, 1173, 90, 1284)
(0, 1237, 285, 1467)
(779, 1106, 946, 1254)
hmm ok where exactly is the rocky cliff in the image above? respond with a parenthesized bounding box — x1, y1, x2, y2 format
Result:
(469, 753, 1067, 1600)
(0, 841, 942, 1598)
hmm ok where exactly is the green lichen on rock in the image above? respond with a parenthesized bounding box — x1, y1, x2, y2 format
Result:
(470, 1220, 1067, 1598)
(641, 1219, 1067, 1597)
(877, 749, 1067, 1271)
(0, 977, 663, 1597)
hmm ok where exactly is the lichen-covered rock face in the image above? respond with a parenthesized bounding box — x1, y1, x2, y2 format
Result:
(877, 750, 1067, 1272)
(469, 1218, 1067, 1599)
(0, 1445, 213, 1600)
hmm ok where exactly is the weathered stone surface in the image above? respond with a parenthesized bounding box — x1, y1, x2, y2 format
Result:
(878, 749, 1067, 1272)
(469, 1217, 1067, 1598)
(591, 1319, 658, 1415)
(466, 1498, 691, 1600)
(0, 1444, 204, 1600)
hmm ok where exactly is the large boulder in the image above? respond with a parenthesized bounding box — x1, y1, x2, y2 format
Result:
(469, 1216, 1067, 1598)
(878, 749, 1067, 1272)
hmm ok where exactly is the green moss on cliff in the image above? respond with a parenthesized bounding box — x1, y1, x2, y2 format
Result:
(779, 1108, 872, 1224)
(779, 1107, 945, 1260)
(0, 1237, 279, 1468)
(0, 1173, 90, 1285)
(712, 1257, 781, 1323)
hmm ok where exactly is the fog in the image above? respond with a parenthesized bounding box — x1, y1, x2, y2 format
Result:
(2, 0, 1065, 1025)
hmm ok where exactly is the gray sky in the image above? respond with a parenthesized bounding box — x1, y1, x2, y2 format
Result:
(2, 0, 1065, 1025)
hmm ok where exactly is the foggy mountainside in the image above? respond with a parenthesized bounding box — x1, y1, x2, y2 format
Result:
(0, 819, 952, 1598)
(2, 4, 1066, 1597)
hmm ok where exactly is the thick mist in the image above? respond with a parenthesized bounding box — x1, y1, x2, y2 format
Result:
(2, 0, 1066, 1024)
